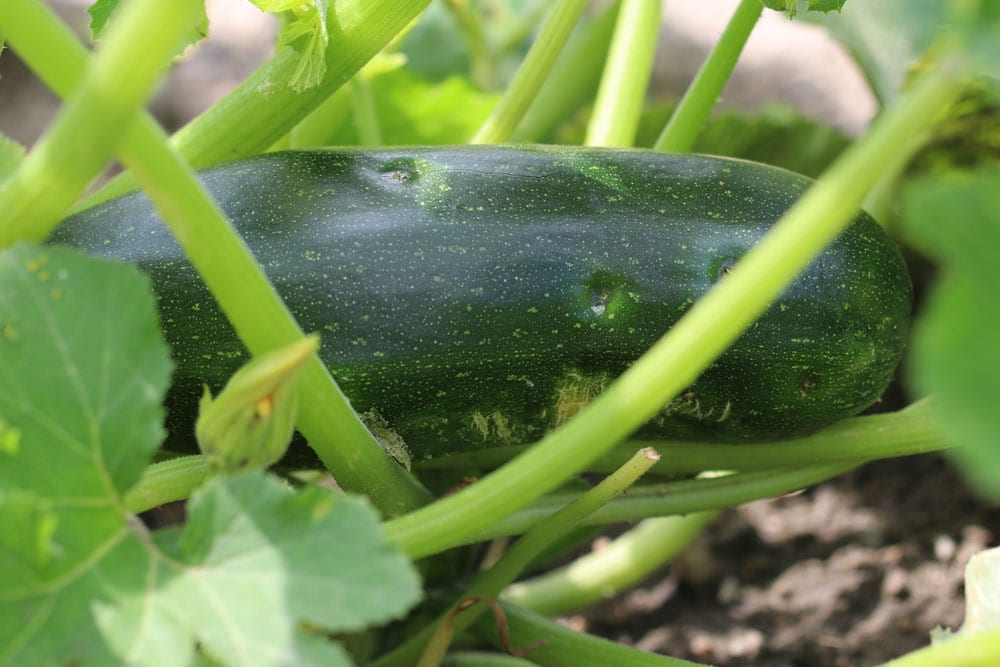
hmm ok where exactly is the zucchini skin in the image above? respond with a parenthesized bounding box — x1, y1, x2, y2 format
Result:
(53, 146, 912, 460)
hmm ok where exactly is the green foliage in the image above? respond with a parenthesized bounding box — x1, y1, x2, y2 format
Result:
(761, 0, 846, 17)
(0, 245, 420, 664)
(251, 0, 331, 91)
(400, 0, 550, 89)
(340, 68, 500, 145)
(903, 167, 1000, 501)
(2, 0, 999, 663)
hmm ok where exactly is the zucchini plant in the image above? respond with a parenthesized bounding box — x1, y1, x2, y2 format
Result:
(0, 0, 997, 665)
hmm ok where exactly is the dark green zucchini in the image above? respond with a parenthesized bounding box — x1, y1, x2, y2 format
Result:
(53, 146, 912, 461)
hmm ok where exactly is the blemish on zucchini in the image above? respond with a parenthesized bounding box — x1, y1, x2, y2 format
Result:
(361, 408, 411, 470)
(552, 370, 611, 427)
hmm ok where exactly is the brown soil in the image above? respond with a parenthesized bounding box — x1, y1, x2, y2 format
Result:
(578, 454, 999, 666)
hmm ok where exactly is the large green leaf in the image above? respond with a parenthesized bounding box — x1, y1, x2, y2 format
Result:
(0, 245, 421, 665)
(903, 167, 1000, 501)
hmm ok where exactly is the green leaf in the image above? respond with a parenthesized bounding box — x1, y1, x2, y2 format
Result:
(0, 245, 421, 664)
(629, 102, 848, 177)
(0, 243, 171, 663)
(761, 0, 846, 17)
(903, 167, 1000, 501)
(338, 68, 501, 145)
(963, 546, 1000, 634)
(806, 0, 946, 104)
(250, 0, 331, 91)
(0, 136, 24, 182)
(952, 0, 1000, 79)
(88, 0, 208, 54)
(87, 0, 118, 36)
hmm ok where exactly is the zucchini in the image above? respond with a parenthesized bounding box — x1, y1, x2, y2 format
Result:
(53, 146, 912, 461)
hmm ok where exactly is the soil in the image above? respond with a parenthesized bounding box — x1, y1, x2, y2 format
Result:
(577, 454, 1000, 666)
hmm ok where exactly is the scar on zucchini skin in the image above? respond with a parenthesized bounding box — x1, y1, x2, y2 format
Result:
(360, 408, 411, 470)
(664, 390, 732, 423)
(471, 410, 516, 443)
(551, 370, 611, 427)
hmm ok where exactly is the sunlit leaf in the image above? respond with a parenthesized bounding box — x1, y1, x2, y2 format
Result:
(0, 245, 421, 665)
(903, 167, 1000, 501)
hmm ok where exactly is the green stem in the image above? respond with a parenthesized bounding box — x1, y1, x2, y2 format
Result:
(124, 456, 209, 514)
(473, 601, 707, 667)
(584, 0, 662, 147)
(504, 511, 717, 616)
(511, 1, 621, 143)
(471, 0, 589, 144)
(0, 0, 202, 243)
(470, 464, 855, 545)
(377, 449, 660, 667)
(878, 629, 1000, 667)
(3, 0, 432, 515)
(75, 0, 432, 210)
(441, 653, 536, 667)
(654, 0, 762, 152)
(414, 399, 949, 477)
(350, 75, 383, 145)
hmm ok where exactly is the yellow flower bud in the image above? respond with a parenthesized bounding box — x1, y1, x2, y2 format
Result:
(196, 334, 319, 472)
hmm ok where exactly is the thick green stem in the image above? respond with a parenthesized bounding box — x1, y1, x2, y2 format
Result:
(654, 0, 762, 152)
(414, 399, 949, 477)
(470, 464, 855, 545)
(350, 75, 383, 145)
(441, 653, 535, 667)
(0, 0, 202, 243)
(504, 511, 717, 616)
(878, 629, 1000, 667)
(473, 601, 706, 667)
(377, 449, 659, 667)
(585, 0, 662, 147)
(471, 0, 589, 144)
(511, 1, 621, 143)
(384, 56, 964, 559)
(125, 456, 209, 514)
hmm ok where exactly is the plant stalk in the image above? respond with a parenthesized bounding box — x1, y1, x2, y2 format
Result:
(377, 449, 660, 667)
(585, 0, 662, 147)
(471, 0, 589, 144)
(0, 0, 202, 243)
(504, 511, 717, 616)
(654, 0, 763, 152)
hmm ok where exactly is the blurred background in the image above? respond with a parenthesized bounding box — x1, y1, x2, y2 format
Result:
(0, 0, 875, 147)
